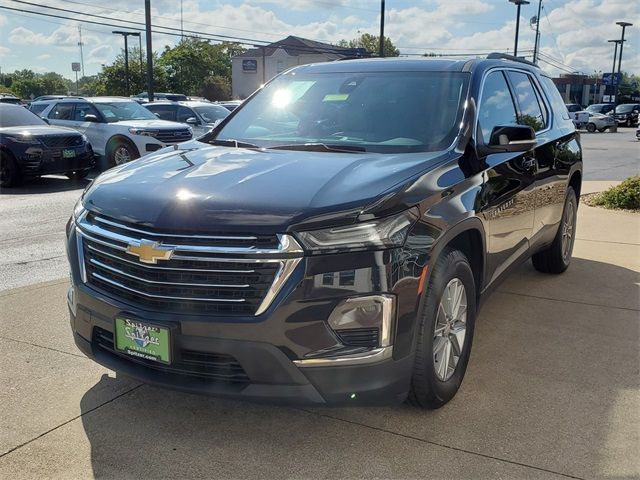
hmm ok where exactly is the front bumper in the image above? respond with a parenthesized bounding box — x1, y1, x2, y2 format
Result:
(66, 224, 426, 405)
(19, 144, 94, 176)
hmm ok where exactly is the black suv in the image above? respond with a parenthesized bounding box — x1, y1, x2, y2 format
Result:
(613, 103, 640, 127)
(66, 54, 582, 408)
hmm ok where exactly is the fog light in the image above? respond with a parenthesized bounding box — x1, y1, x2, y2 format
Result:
(328, 295, 395, 347)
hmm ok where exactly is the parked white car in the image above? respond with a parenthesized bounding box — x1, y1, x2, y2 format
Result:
(143, 101, 229, 137)
(40, 97, 192, 169)
(584, 112, 616, 133)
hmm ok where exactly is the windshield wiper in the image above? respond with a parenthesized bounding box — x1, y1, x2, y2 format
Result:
(269, 143, 366, 153)
(209, 139, 260, 149)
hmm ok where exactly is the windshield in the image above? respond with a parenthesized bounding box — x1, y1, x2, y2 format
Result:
(0, 105, 47, 127)
(616, 104, 635, 113)
(211, 71, 469, 153)
(194, 105, 229, 123)
(93, 101, 157, 123)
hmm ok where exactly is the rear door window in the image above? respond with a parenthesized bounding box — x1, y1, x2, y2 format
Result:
(73, 102, 100, 122)
(506, 71, 547, 132)
(477, 71, 519, 142)
(49, 103, 74, 120)
(146, 104, 176, 121)
(177, 106, 196, 123)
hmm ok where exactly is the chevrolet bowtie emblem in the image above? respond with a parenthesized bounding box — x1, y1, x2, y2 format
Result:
(126, 240, 174, 264)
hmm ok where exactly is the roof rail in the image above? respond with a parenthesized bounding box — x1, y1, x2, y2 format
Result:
(486, 52, 539, 68)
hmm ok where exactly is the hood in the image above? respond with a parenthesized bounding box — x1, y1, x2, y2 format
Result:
(115, 119, 189, 129)
(83, 144, 449, 234)
(0, 125, 81, 137)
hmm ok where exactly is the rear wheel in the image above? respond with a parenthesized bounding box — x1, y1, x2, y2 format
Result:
(586, 123, 596, 133)
(0, 151, 22, 188)
(626, 118, 632, 127)
(408, 248, 476, 409)
(532, 186, 578, 274)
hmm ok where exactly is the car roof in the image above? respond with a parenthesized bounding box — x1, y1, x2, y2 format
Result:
(145, 100, 222, 108)
(53, 96, 133, 103)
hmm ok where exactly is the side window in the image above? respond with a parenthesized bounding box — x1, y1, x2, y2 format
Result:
(147, 105, 176, 121)
(478, 71, 518, 142)
(540, 76, 571, 120)
(177, 106, 196, 123)
(73, 103, 100, 122)
(507, 71, 546, 132)
(49, 103, 74, 120)
(29, 103, 47, 115)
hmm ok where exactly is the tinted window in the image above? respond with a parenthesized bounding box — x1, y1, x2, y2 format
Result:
(540, 76, 571, 120)
(0, 104, 47, 127)
(73, 103, 100, 122)
(478, 71, 518, 141)
(29, 103, 49, 115)
(215, 71, 470, 153)
(145, 104, 176, 121)
(49, 103, 74, 120)
(194, 105, 229, 123)
(507, 71, 546, 131)
(177, 106, 196, 123)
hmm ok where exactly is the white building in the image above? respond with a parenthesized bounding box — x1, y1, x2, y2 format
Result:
(232, 36, 361, 99)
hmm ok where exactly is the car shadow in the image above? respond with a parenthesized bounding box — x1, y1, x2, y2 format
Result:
(0, 173, 97, 195)
(79, 257, 639, 479)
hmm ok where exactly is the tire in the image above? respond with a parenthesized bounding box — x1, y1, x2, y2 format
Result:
(532, 186, 578, 274)
(0, 151, 22, 188)
(586, 123, 596, 133)
(408, 247, 477, 409)
(626, 118, 632, 127)
(66, 169, 91, 181)
(103, 138, 139, 170)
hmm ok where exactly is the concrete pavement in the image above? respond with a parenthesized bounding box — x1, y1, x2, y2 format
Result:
(0, 182, 638, 479)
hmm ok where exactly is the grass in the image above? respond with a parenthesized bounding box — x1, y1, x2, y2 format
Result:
(588, 176, 640, 211)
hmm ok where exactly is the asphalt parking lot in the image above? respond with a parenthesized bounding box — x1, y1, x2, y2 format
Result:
(0, 129, 638, 479)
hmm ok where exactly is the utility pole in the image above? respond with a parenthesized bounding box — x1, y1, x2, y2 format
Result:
(78, 25, 85, 78)
(509, 0, 530, 57)
(607, 39, 621, 132)
(614, 21, 632, 107)
(113, 31, 140, 96)
(532, 0, 542, 63)
(138, 34, 144, 94)
(379, 0, 385, 57)
(145, 0, 154, 102)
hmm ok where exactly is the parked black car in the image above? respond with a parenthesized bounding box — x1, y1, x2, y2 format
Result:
(0, 104, 94, 187)
(613, 103, 640, 127)
(0, 93, 22, 105)
(66, 54, 582, 408)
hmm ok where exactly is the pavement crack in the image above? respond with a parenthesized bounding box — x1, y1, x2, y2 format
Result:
(495, 290, 639, 312)
(0, 384, 143, 459)
(296, 408, 585, 480)
(11, 255, 66, 266)
(0, 336, 88, 360)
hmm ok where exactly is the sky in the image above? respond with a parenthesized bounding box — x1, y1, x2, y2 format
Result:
(0, 0, 638, 80)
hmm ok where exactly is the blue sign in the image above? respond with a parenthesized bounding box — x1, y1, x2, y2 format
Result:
(242, 59, 258, 72)
(602, 73, 622, 86)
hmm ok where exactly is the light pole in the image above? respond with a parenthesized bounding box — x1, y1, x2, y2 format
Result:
(607, 39, 622, 132)
(509, 0, 530, 57)
(379, 0, 385, 57)
(112, 31, 140, 97)
(532, 0, 542, 63)
(614, 21, 633, 107)
(145, 0, 154, 102)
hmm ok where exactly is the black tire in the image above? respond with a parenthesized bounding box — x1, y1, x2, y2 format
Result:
(407, 247, 477, 409)
(597, 128, 606, 133)
(66, 169, 91, 181)
(586, 123, 596, 133)
(0, 151, 22, 188)
(103, 138, 139, 170)
(626, 118, 632, 127)
(532, 186, 578, 274)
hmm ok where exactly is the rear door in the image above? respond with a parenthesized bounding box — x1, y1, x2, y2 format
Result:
(72, 102, 107, 156)
(46, 102, 76, 129)
(476, 70, 537, 287)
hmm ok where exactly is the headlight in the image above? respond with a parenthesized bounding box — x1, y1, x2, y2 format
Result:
(6, 135, 41, 145)
(73, 198, 86, 220)
(295, 209, 418, 254)
(128, 128, 158, 136)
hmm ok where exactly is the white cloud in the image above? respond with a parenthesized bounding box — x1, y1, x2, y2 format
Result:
(37, 53, 51, 60)
(88, 45, 113, 65)
(0, 14, 7, 27)
(0, 46, 10, 57)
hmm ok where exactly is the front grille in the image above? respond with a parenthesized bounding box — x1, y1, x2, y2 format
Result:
(152, 128, 193, 144)
(39, 135, 83, 148)
(76, 212, 302, 316)
(337, 328, 379, 348)
(94, 327, 250, 383)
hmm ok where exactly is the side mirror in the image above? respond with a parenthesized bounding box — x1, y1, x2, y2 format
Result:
(185, 116, 199, 125)
(84, 114, 98, 123)
(479, 125, 536, 156)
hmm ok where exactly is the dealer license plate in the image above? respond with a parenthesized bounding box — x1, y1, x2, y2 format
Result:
(62, 149, 76, 158)
(114, 318, 171, 364)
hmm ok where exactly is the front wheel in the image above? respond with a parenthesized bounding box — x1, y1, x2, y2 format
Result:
(586, 123, 596, 133)
(407, 248, 477, 409)
(103, 139, 139, 170)
(0, 152, 22, 188)
(532, 186, 578, 274)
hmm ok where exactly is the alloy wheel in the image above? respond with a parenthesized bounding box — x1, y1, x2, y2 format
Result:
(561, 198, 575, 260)
(114, 146, 132, 165)
(433, 278, 467, 382)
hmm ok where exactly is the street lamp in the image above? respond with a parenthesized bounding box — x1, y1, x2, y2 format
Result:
(607, 39, 622, 132)
(112, 31, 141, 97)
(614, 21, 633, 107)
(509, 0, 530, 57)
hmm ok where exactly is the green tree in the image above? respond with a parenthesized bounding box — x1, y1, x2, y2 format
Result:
(94, 48, 167, 96)
(337, 33, 400, 57)
(199, 75, 231, 101)
(617, 73, 639, 103)
(7, 69, 68, 98)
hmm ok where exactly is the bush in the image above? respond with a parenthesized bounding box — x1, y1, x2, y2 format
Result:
(591, 176, 640, 210)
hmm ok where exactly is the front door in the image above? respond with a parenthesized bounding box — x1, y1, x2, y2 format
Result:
(476, 70, 537, 287)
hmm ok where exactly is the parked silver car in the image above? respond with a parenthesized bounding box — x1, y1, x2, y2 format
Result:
(584, 112, 616, 133)
(143, 101, 230, 136)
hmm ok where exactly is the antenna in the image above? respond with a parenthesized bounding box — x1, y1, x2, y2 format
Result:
(78, 25, 85, 77)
